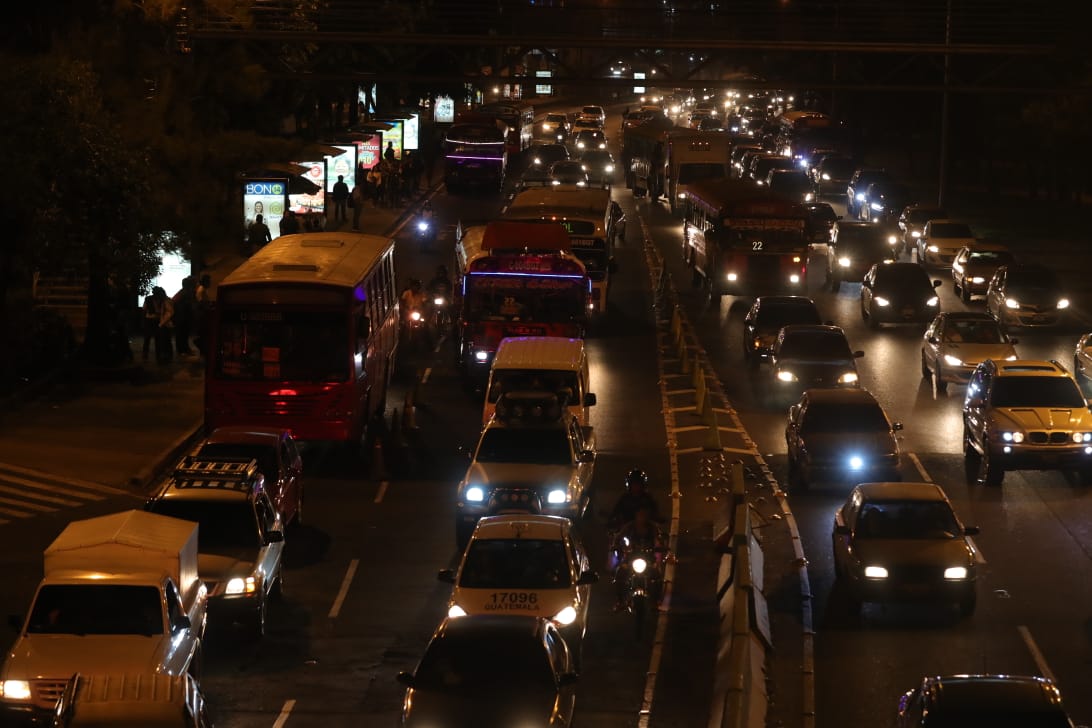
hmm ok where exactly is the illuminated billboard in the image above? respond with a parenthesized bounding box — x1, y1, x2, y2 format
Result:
(289, 160, 325, 214)
(403, 114, 420, 151)
(356, 135, 383, 169)
(151, 250, 190, 298)
(325, 145, 356, 192)
(243, 179, 286, 239)
(435, 96, 455, 123)
(380, 120, 404, 161)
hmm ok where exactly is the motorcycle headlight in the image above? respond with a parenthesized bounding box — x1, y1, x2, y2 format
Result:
(838, 372, 858, 384)
(632, 557, 648, 574)
(926, 296, 939, 306)
(553, 606, 578, 625)
(970, 276, 985, 284)
(864, 566, 888, 579)
(1005, 298, 1020, 309)
(874, 296, 890, 307)
(943, 354, 964, 366)
(777, 370, 798, 382)
(1057, 298, 1070, 309)
(0, 679, 32, 701)
(1072, 432, 1092, 443)
(1001, 431, 1025, 443)
(546, 488, 568, 504)
(226, 576, 257, 595)
(838, 256, 851, 267)
(447, 604, 467, 618)
(465, 486, 485, 502)
(409, 310, 422, 322)
(944, 567, 968, 580)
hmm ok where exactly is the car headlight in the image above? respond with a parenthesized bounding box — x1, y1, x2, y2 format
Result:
(677, 192, 687, 199)
(874, 296, 890, 307)
(838, 372, 858, 384)
(474, 350, 489, 362)
(1001, 431, 1025, 443)
(546, 488, 568, 504)
(465, 486, 485, 502)
(577, 142, 585, 149)
(1057, 298, 1070, 309)
(927, 244, 940, 253)
(1005, 298, 1020, 309)
(225, 576, 258, 595)
(944, 567, 969, 580)
(821, 173, 831, 180)
(551, 179, 561, 186)
(864, 565, 888, 579)
(838, 256, 851, 267)
(943, 354, 964, 366)
(577, 180, 587, 187)
(848, 455, 864, 469)
(598, 142, 606, 149)
(926, 296, 939, 306)
(911, 231, 921, 238)
(871, 202, 884, 211)
(789, 274, 801, 284)
(632, 557, 648, 574)
(726, 272, 738, 281)
(533, 157, 542, 165)
(970, 276, 985, 284)
(887, 235, 898, 245)
(433, 297, 445, 306)
(447, 604, 467, 618)
(1072, 432, 1092, 443)
(856, 193, 865, 201)
(1005, 354, 1017, 361)
(553, 606, 578, 625)
(777, 370, 798, 382)
(605, 164, 614, 173)
(805, 192, 815, 202)
(0, 679, 32, 701)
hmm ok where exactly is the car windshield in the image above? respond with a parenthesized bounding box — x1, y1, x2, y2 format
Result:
(534, 147, 568, 163)
(779, 331, 854, 360)
(967, 250, 1013, 265)
(854, 501, 962, 539)
(821, 159, 855, 177)
(874, 267, 933, 292)
(150, 500, 261, 550)
(930, 222, 974, 238)
(460, 539, 572, 589)
(488, 369, 579, 404)
(906, 208, 946, 224)
(807, 205, 838, 223)
(921, 710, 1071, 728)
(215, 309, 349, 383)
(837, 227, 887, 253)
(581, 151, 612, 165)
(802, 403, 888, 432)
(476, 428, 572, 465)
(1007, 269, 1059, 293)
(414, 633, 554, 692)
(990, 376, 1085, 408)
(27, 585, 163, 636)
(943, 320, 1005, 344)
(196, 443, 277, 484)
(756, 305, 822, 331)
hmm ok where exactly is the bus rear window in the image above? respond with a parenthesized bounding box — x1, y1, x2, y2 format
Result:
(215, 309, 349, 382)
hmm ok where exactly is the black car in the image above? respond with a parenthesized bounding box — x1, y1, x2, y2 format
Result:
(897, 674, 1076, 728)
(743, 296, 823, 366)
(766, 169, 814, 202)
(804, 202, 840, 247)
(812, 155, 855, 197)
(827, 221, 894, 291)
(785, 388, 902, 489)
(862, 181, 913, 245)
(528, 142, 569, 168)
(846, 167, 890, 218)
(985, 263, 1070, 329)
(860, 262, 942, 328)
(397, 615, 578, 727)
(769, 324, 864, 403)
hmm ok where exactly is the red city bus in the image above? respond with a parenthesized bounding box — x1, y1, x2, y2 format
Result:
(683, 177, 810, 297)
(206, 232, 399, 449)
(453, 221, 590, 380)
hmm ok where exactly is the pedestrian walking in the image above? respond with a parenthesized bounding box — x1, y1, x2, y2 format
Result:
(171, 277, 197, 356)
(246, 214, 271, 255)
(351, 184, 366, 230)
(355, 161, 367, 189)
(142, 286, 174, 364)
(141, 290, 159, 362)
(332, 174, 350, 223)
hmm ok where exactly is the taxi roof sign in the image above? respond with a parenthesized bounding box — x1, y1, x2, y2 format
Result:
(482, 221, 571, 252)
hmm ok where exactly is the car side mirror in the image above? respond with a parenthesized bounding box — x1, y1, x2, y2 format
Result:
(834, 524, 851, 535)
(584, 393, 597, 407)
(892, 422, 904, 431)
(267, 529, 285, 544)
(437, 569, 456, 584)
(927, 336, 938, 344)
(396, 672, 415, 688)
(853, 350, 865, 358)
(578, 450, 595, 463)
(963, 526, 980, 536)
(576, 570, 599, 586)
(558, 672, 580, 687)
(8, 614, 23, 633)
(932, 279, 942, 288)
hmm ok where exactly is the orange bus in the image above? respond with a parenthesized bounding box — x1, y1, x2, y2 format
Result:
(207, 232, 398, 449)
(453, 221, 591, 379)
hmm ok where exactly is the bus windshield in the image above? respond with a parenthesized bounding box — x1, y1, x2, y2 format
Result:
(464, 274, 586, 323)
(215, 309, 350, 382)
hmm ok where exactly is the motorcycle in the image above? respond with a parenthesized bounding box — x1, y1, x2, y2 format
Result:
(401, 305, 429, 352)
(415, 216, 437, 249)
(613, 536, 666, 639)
(429, 286, 452, 334)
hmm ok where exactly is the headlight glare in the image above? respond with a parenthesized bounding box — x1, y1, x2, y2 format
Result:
(848, 455, 864, 469)
(553, 606, 578, 625)
(465, 486, 485, 502)
(970, 276, 985, 284)
(546, 488, 568, 504)
(911, 231, 921, 238)
(821, 173, 831, 180)
(864, 566, 888, 579)
(944, 567, 969, 580)
(447, 604, 467, 618)
(777, 370, 797, 382)
(1072, 432, 1092, 443)
(1001, 431, 1024, 443)
(631, 557, 648, 574)
(838, 257, 851, 267)
(1057, 298, 1070, 309)
(874, 296, 890, 307)
(225, 576, 257, 595)
(926, 296, 939, 306)
(927, 244, 940, 253)
(1005, 298, 1020, 309)
(838, 372, 858, 384)
(871, 202, 883, 211)
(943, 354, 964, 366)
(1, 679, 32, 700)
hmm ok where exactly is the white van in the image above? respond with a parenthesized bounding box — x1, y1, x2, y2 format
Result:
(483, 337, 596, 426)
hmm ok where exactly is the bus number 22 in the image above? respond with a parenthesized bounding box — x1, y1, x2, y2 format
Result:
(752, 241, 763, 251)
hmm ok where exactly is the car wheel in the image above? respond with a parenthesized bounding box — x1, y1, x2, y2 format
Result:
(979, 446, 1004, 486)
(958, 592, 977, 617)
(920, 352, 931, 379)
(960, 279, 971, 303)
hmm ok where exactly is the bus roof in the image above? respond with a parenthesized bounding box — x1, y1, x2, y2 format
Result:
(504, 187, 611, 218)
(220, 233, 393, 289)
(481, 221, 572, 252)
(685, 177, 808, 218)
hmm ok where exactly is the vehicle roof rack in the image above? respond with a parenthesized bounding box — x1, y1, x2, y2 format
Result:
(170, 457, 260, 490)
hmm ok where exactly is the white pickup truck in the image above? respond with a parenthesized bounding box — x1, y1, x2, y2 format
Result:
(0, 510, 208, 723)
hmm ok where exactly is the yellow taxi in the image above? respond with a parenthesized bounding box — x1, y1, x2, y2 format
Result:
(438, 515, 598, 659)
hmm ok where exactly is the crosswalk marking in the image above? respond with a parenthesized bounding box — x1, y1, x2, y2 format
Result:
(0, 504, 36, 518)
(0, 462, 129, 495)
(0, 461, 138, 526)
(0, 495, 56, 513)
(0, 483, 83, 507)
(0, 472, 106, 502)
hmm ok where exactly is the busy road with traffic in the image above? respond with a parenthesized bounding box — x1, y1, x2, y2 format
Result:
(3, 92, 1092, 728)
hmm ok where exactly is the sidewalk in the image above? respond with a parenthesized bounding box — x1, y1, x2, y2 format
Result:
(0, 186, 430, 500)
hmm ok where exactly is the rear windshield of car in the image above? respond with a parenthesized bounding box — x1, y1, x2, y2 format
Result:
(855, 501, 961, 539)
(415, 634, 554, 692)
(150, 500, 261, 550)
(477, 429, 572, 465)
(930, 222, 974, 238)
(1007, 269, 1059, 291)
(802, 402, 888, 432)
(756, 305, 822, 330)
(967, 250, 1013, 265)
(778, 331, 854, 360)
(836, 227, 887, 251)
(990, 376, 1085, 408)
(460, 538, 571, 589)
(906, 208, 946, 224)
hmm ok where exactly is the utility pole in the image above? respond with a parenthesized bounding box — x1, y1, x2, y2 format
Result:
(938, 0, 952, 207)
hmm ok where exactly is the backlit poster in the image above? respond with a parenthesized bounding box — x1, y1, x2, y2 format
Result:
(536, 70, 553, 95)
(403, 114, 420, 151)
(356, 135, 382, 169)
(435, 96, 455, 123)
(151, 250, 190, 297)
(381, 121, 404, 161)
(325, 145, 356, 192)
(289, 160, 325, 214)
(243, 179, 286, 239)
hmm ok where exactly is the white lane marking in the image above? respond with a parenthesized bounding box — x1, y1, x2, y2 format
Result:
(0, 462, 125, 495)
(421, 367, 432, 383)
(0, 504, 34, 518)
(374, 481, 389, 504)
(0, 495, 55, 513)
(908, 452, 932, 482)
(271, 699, 296, 728)
(328, 559, 360, 619)
(1018, 625, 1057, 682)
(0, 483, 82, 507)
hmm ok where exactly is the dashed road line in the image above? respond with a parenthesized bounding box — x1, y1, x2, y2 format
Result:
(374, 481, 389, 504)
(421, 367, 432, 383)
(271, 699, 296, 728)
(1017, 625, 1057, 682)
(328, 559, 360, 619)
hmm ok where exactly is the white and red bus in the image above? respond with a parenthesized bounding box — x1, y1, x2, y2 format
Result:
(453, 221, 591, 380)
(683, 178, 810, 297)
(206, 232, 399, 449)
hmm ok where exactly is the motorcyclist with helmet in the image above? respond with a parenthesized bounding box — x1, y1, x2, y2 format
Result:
(610, 504, 668, 610)
(608, 468, 664, 529)
(427, 265, 453, 331)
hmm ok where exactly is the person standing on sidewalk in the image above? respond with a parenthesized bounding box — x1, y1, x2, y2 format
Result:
(384, 141, 396, 162)
(246, 214, 271, 255)
(142, 290, 159, 362)
(171, 277, 197, 356)
(332, 174, 350, 223)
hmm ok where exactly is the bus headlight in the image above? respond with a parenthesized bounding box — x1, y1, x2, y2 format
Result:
(465, 486, 485, 502)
